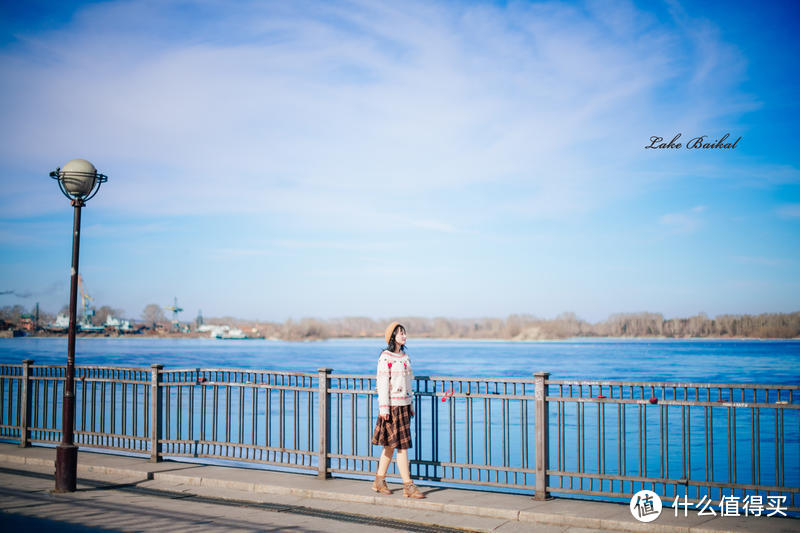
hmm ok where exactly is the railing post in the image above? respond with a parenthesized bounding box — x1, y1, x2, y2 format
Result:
(317, 368, 332, 479)
(19, 359, 33, 448)
(534, 371, 551, 500)
(150, 364, 163, 463)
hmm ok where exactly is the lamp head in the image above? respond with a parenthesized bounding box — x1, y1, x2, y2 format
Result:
(50, 158, 107, 204)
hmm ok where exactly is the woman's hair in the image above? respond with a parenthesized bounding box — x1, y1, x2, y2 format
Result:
(385, 324, 406, 354)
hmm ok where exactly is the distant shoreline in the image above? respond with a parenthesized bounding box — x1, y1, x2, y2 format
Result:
(4, 333, 798, 342)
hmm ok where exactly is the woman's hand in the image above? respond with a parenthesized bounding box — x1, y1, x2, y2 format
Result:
(410, 407, 415, 418)
(380, 413, 390, 420)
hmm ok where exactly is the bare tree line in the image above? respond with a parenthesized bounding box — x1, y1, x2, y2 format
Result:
(2, 303, 798, 340)
(205, 311, 800, 340)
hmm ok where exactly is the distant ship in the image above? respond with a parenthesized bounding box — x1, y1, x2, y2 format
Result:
(46, 314, 70, 332)
(46, 313, 133, 333)
(197, 324, 265, 340)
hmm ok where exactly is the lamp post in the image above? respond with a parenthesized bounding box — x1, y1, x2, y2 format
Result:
(49, 158, 107, 492)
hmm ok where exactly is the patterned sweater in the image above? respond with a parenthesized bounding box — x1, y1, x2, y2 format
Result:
(376, 350, 413, 416)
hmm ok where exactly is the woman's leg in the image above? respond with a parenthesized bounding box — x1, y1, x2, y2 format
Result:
(377, 446, 394, 477)
(395, 448, 412, 483)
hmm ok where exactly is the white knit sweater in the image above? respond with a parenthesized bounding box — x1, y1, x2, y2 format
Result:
(376, 350, 413, 416)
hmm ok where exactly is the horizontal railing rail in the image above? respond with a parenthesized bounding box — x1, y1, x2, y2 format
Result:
(0, 360, 797, 510)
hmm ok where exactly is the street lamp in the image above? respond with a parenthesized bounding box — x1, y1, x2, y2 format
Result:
(49, 158, 107, 492)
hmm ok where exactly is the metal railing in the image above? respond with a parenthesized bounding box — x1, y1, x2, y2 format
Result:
(1, 360, 797, 510)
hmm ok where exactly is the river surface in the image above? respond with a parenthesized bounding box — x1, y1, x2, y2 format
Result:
(1, 337, 799, 383)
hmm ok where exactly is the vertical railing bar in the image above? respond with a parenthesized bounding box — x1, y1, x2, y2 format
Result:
(449, 380, 454, 465)
(238, 380, 244, 444)
(225, 383, 231, 445)
(773, 404, 779, 489)
(638, 402, 642, 478)
(280, 382, 285, 450)
(143, 375, 149, 444)
(367, 379, 373, 465)
(55, 374, 62, 431)
(483, 395, 489, 470)
(778, 405, 784, 487)
(164, 378, 171, 448)
(317, 368, 331, 479)
(14, 372, 21, 438)
(149, 364, 162, 463)
(703, 405, 711, 484)
(681, 387, 686, 482)
(641, 386, 646, 480)
(19, 360, 32, 447)
(294, 387, 300, 457)
(467, 394, 473, 471)
(309, 380, 314, 456)
(133, 380, 139, 440)
(0, 370, 5, 429)
(727, 404, 732, 488)
(335, 385, 341, 456)
(188, 374, 195, 445)
(601, 392, 606, 480)
(620, 400, 625, 477)
(558, 398, 564, 479)
(89, 377, 96, 435)
(756, 397, 761, 488)
(10, 370, 17, 432)
(79, 370, 86, 435)
(517, 384, 523, 484)
(177, 382, 183, 443)
(596, 394, 601, 483)
(502, 392, 507, 475)
(212, 384, 218, 442)
(661, 401, 666, 483)
(110, 380, 116, 436)
(252, 381, 257, 447)
(265, 382, 271, 449)
(351, 385, 357, 460)
(200, 374, 206, 442)
(533, 372, 549, 499)
(750, 404, 756, 489)
(123, 379, 130, 440)
(32, 373, 40, 432)
(576, 393, 581, 488)
(663, 385, 669, 491)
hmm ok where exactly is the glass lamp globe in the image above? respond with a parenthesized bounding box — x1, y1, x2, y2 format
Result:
(60, 159, 98, 197)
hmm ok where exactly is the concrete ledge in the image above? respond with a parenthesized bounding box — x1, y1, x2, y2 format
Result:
(442, 503, 519, 520)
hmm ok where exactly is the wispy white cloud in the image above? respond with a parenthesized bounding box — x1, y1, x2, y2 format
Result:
(733, 256, 785, 267)
(776, 203, 800, 219)
(659, 205, 707, 233)
(0, 0, 753, 231)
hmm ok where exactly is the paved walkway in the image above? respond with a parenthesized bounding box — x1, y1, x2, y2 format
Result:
(0, 443, 796, 532)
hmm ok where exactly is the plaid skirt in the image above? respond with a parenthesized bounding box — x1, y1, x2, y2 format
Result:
(371, 405, 412, 449)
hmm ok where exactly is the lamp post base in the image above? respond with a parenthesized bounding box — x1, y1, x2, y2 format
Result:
(54, 444, 78, 492)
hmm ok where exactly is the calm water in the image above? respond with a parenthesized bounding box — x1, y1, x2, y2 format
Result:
(2, 336, 799, 383)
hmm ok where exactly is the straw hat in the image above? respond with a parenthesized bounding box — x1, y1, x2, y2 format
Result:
(384, 321, 404, 345)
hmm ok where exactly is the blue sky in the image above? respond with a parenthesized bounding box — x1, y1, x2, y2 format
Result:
(1, 0, 798, 323)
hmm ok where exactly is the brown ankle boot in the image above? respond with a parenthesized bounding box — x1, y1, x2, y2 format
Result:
(372, 475, 391, 495)
(403, 482, 425, 499)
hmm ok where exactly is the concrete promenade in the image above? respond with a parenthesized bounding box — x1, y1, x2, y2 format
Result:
(0, 443, 796, 532)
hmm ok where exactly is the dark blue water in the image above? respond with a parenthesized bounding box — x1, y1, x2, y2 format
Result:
(2, 337, 799, 383)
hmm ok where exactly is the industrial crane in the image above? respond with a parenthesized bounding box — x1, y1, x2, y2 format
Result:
(165, 297, 183, 331)
(78, 275, 94, 325)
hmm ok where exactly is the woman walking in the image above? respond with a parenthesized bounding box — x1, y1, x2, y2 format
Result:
(371, 322, 425, 498)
